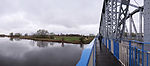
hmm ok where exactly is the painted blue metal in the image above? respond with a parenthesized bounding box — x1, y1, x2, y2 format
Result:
(127, 40, 150, 66)
(102, 38, 104, 44)
(131, 46, 133, 66)
(109, 39, 111, 51)
(129, 41, 131, 66)
(135, 47, 137, 66)
(142, 44, 144, 66)
(94, 44, 96, 66)
(76, 38, 96, 66)
(93, 40, 96, 66)
(77, 37, 150, 66)
(128, 40, 150, 66)
(93, 48, 94, 66)
(105, 38, 107, 48)
(137, 49, 140, 66)
(113, 40, 116, 58)
(147, 52, 148, 66)
(116, 41, 119, 59)
(113, 40, 119, 60)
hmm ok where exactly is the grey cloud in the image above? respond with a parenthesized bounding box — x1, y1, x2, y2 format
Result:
(0, 0, 102, 34)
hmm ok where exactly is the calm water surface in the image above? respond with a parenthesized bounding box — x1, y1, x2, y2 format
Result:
(0, 37, 87, 66)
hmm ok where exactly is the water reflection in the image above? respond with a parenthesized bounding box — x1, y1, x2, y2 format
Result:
(14, 38, 21, 41)
(9, 37, 85, 48)
(50, 42, 54, 45)
(62, 43, 64, 47)
(9, 37, 21, 41)
(34, 41, 85, 48)
(0, 38, 87, 66)
(80, 44, 84, 48)
(9, 37, 14, 41)
(36, 41, 48, 47)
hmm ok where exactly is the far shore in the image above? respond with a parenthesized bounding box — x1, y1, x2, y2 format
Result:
(0, 35, 94, 44)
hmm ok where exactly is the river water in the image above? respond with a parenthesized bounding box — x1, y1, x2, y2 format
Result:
(0, 37, 86, 66)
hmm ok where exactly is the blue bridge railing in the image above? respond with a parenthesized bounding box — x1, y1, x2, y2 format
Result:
(76, 36, 150, 66)
(102, 38, 150, 66)
(76, 36, 98, 66)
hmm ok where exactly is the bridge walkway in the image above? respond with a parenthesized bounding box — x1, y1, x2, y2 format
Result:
(96, 39, 123, 66)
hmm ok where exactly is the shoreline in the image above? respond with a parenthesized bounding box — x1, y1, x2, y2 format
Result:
(1, 36, 94, 44)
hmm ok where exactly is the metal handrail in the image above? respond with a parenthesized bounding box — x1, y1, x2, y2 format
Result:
(76, 37, 97, 66)
(103, 38, 150, 66)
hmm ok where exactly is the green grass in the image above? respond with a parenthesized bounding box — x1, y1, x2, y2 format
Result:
(9, 35, 95, 44)
(64, 36, 80, 42)
(54, 36, 81, 41)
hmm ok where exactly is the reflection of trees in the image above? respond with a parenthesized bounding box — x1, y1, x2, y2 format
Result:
(29, 41, 35, 46)
(50, 42, 54, 46)
(80, 44, 84, 48)
(61, 43, 64, 47)
(36, 41, 48, 47)
(14, 38, 21, 41)
(9, 38, 21, 41)
(9, 37, 14, 41)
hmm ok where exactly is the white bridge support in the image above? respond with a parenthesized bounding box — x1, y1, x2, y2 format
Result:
(144, 0, 150, 65)
(144, 0, 150, 42)
(144, 0, 150, 51)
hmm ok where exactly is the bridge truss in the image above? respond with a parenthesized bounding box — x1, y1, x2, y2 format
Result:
(99, 0, 144, 41)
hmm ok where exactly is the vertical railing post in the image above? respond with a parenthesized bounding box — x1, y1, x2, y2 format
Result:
(129, 41, 131, 66)
(95, 39, 96, 66)
(93, 38, 96, 66)
(131, 46, 133, 66)
(95, 38, 96, 66)
(109, 39, 111, 51)
(142, 43, 144, 66)
(113, 40, 119, 60)
(138, 49, 140, 66)
(147, 52, 148, 66)
(102, 38, 104, 44)
(106, 38, 107, 48)
(93, 39, 94, 66)
(113, 39, 116, 57)
(93, 46, 94, 66)
(135, 47, 137, 66)
(116, 40, 119, 59)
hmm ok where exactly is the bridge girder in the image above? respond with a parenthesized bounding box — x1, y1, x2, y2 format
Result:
(99, 0, 130, 40)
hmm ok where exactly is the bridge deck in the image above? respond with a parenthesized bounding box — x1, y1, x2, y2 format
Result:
(96, 40, 123, 66)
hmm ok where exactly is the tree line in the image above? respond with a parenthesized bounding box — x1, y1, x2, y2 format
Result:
(8, 29, 95, 39)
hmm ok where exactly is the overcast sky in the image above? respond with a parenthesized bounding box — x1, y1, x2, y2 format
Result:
(0, 0, 103, 35)
(0, 0, 143, 35)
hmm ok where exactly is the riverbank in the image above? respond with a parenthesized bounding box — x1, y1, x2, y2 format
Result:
(4, 35, 94, 44)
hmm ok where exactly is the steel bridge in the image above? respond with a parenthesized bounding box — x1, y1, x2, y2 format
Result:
(76, 0, 150, 66)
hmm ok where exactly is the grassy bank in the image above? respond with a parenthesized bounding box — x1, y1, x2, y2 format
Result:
(7, 35, 94, 44)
